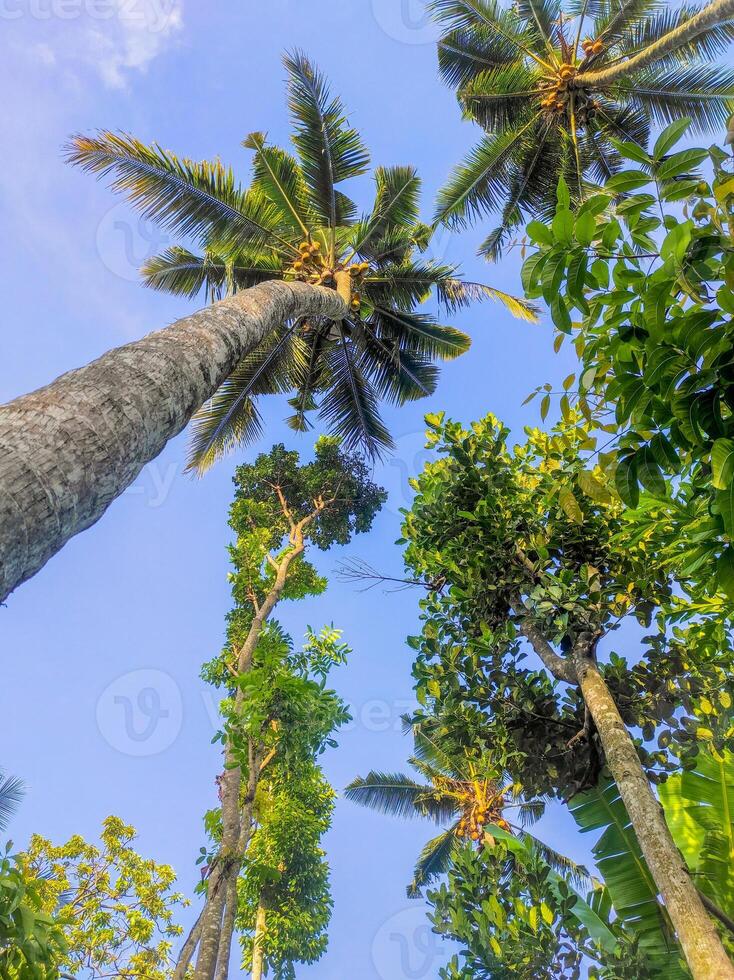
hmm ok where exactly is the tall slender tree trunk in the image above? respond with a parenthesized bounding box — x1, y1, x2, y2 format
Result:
(251, 903, 267, 980)
(0, 281, 345, 603)
(572, 638, 734, 980)
(575, 0, 734, 87)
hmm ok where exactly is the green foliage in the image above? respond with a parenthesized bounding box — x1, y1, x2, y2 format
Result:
(521, 130, 734, 601)
(17, 817, 185, 979)
(0, 846, 67, 979)
(660, 742, 734, 946)
(67, 52, 536, 469)
(237, 763, 336, 978)
(432, 3, 734, 255)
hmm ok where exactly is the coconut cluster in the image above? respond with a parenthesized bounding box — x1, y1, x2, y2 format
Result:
(539, 61, 600, 126)
(288, 240, 370, 311)
(582, 37, 605, 56)
(456, 805, 509, 842)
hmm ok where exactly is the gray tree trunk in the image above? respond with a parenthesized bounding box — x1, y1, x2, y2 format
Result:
(0, 281, 345, 603)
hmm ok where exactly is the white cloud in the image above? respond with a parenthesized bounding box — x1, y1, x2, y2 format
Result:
(14, 0, 183, 89)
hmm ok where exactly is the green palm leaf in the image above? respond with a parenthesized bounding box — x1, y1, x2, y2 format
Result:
(438, 26, 521, 88)
(344, 772, 458, 822)
(65, 132, 297, 258)
(319, 328, 393, 457)
(141, 247, 279, 300)
(460, 63, 545, 130)
(407, 828, 460, 897)
(284, 50, 369, 230)
(349, 166, 421, 258)
(370, 306, 471, 360)
(244, 132, 313, 237)
(186, 324, 298, 473)
(616, 5, 734, 64)
(0, 771, 24, 832)
(616, 65, 734, 132)
(433, 115, 541, 227)
(438, 278, 540, 321)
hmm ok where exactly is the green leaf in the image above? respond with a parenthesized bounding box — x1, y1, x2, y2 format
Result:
(656, 149, 708, 183)
(636, 446, 666, 498)
(577, 470, 613, 505)
(527, 220, 552, 245)
(653, 118, 692, 160)
(716, 548, 734, 600)
(575, 211, 596, 246)
(711, 438, 734, 490)
(552, 208, 573, 245)
(615, 455, 640, 508)
(556, 175, 570, 208)
(559, 486, 583, 524)
(717, 484, 734, 538)
(605, 171, 651, 193)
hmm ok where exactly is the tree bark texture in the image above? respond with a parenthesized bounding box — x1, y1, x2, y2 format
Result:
(573, 641, 734, 980)
(0, 281, 345, 602)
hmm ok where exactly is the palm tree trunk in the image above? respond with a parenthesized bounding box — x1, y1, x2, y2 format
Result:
(0, 281, 345, 603)
(575, 0, 734, 88)
(572, 638, 734, 980)
(251, 902, 267, 980)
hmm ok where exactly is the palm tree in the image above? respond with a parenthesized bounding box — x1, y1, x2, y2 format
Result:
(0, 771, 24, 833)
(432, 0, 734, 257)
(68, 52, 535, 473)
(345, 722, 589, 897)
(0, 52, 535, 605)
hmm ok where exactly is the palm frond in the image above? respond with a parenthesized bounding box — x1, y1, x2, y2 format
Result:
(438, 26, 521, 88)
(460, 63, 545, 130)
(433, 115, 541, 227)
(617, 65, 734, 133)
(286, 328, 327, 432)
(319, 327, 393, 457)
(370, 306, 471, 360)
(407, 828, 460, 896)
(350, 166, 421, 257)
(141, 247, 279, 300)
(438, 278, 540, 321)
(244, 132, 313, 238)
(353, 323, 438, 403)
(186, 325, 297, 474)
(516, 0, 562, 50)
(525, 832, 595, 892)
(344, 772, 437, 819)
(284, 50, 369, 230)
(65, 132, 297, 258)
(0, 772, 24, 831)
(429, 0, 552, 66)
(616, 4, 734, 64)
(594, 0, 664, 45)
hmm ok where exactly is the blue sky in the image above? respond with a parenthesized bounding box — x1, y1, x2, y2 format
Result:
(0, 2, 603, 977)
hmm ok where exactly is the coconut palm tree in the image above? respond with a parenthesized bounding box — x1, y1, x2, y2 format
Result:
(0, 771, 24, 833)
(0, 52, 535, 605)
(432, 0, 734, 257)
(345, 722, 590, 897)
(68, 52, 535, 473)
